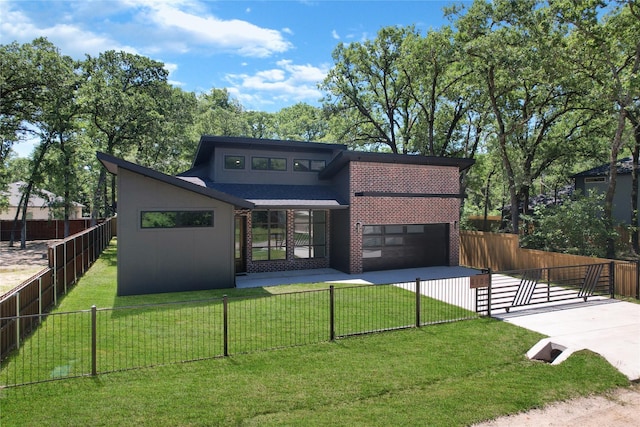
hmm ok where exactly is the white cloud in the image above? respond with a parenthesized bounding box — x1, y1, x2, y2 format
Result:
(332, 30, 340, 40)
(133, 1, 292, 57)
(0, 1, 138, 57)
(224, 60, 329, 111)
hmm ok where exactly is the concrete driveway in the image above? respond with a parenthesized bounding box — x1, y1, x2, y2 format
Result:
(493, 299, 640, 381)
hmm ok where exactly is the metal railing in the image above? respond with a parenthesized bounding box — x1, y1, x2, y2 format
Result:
(475, 263, 615, 316)
(0, 277, 479, 387)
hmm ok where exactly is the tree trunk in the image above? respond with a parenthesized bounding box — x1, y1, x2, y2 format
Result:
(604, 109, 628, 258)
(629, 112, 640, 254)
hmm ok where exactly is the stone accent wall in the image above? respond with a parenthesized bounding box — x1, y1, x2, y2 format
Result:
(347, 162, 461, 274)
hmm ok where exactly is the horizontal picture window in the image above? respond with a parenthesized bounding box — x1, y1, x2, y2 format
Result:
(141, 211, 214, 229)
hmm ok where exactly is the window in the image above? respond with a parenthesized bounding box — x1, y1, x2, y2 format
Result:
(141, 211, 214, 229)
(224, 155, 245, 170)
(294, 159, 326, 172)
(294, 210, 327, 259)
(252, 157, 287, 171)
(251, 210, 287, 260)
(585, 177, 607, 184)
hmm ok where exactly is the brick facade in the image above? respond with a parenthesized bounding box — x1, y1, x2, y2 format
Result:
(346, 162, 462, 274)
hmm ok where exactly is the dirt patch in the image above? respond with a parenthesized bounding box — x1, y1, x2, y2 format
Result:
(0, 240, 55, 294)
(473, 383, 640, 427)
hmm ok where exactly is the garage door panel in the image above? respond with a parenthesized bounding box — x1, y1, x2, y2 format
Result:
(362, 223, 449, 272)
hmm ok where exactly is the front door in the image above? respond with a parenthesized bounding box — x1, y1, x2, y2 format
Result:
(235, 215, 247, 274)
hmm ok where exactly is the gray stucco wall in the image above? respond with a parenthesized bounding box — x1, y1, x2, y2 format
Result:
(117, 169, 236, 295)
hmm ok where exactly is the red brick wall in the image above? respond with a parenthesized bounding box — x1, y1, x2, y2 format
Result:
(347, 162, 461, 273)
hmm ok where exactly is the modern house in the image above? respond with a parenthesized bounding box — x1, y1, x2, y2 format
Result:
(573, 157, 636, 225)
(98, 136, 474, 296)
(0, 181, 84, 220)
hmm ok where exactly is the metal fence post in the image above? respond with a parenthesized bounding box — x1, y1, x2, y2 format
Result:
(91, 305, 97, 376)
(636, 260, 640, 300)
(609, 261, 615, 299)
(223, 295, 229, 357)
(329, 285, 335, 341)
(415, 278, 421, 328)
(487, 268, 492, 317)
(15, 293, 20, 351)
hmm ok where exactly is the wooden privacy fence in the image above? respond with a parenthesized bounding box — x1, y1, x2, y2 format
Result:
(0, 219, 97, 241)
(460, 230, 640, 298)
(0, 217, 117, 361)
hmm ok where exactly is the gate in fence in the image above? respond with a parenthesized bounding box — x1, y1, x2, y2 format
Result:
(474, 262, 615, 316)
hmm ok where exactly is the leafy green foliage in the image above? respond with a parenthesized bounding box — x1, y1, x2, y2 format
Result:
(521, 190, 618, 257)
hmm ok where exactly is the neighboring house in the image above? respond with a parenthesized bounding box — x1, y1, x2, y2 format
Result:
(0, 181, 84, 220)
(573, 157, 636, 225)
(98, 136, 474, 296)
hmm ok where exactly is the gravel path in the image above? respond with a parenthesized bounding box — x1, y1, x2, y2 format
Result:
(472, 383, 640, 426)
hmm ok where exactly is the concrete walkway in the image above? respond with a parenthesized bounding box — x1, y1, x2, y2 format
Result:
(493, 300, 640, 381)
(235, 266, 479, 288)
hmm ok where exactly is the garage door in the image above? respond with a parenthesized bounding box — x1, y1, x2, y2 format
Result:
(362, 224, 449, 272)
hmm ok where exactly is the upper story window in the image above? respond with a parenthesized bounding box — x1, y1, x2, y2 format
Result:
(224, 155, 245, 170)
(252, 157, 287, 171)
(293, 159, 326, 172)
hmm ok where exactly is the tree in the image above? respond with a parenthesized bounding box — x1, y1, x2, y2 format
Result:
(552, 0, 640, 257)
(193, 88, 248, 138)
(451, 0, 587, 234)
(521, 190, 618, 257)
(81, 50, 169, 218)
(274, 103, 329, 142)
(0, 38, 58, 200)
(321, 26, 418, 153)
(134, 86, 197, 174)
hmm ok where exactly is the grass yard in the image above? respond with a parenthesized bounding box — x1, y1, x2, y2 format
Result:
(0, 240, 630, 426)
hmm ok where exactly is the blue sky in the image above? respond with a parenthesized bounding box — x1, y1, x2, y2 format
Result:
(2, 1, 464, 156)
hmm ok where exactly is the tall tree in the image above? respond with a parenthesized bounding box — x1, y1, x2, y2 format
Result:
(81, 50, 169, 218)
(0, 38, 56, 197)
(193, 88, 248, 138)
(451, 0, 584, 234)
(321, 26, 417, 153)
(552, 0, 640, 256)
(275, 103, 329, 142)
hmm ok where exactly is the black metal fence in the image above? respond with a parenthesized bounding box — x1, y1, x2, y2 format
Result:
(475, 262, 615, 316)
(0, 277, 479, 387)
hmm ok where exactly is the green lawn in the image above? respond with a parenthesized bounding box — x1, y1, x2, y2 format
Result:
(0, 240, 630, 426)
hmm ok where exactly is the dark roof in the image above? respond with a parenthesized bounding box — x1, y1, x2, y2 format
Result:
(191, 135, 348, 168)
(205, 182, 348, 209)
(572, 157, 635, 178)
(319, 151, 475, 179)
(96, 152, 254, 209)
